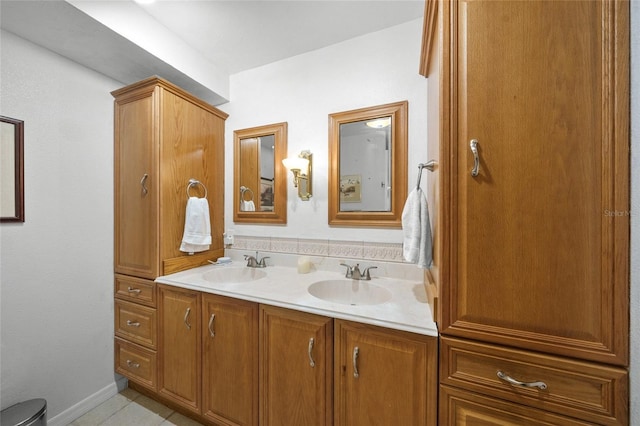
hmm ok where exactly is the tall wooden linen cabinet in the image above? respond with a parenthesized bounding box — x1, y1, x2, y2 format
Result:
(112, 77, 227, 406)
(421, 1, 630, 424)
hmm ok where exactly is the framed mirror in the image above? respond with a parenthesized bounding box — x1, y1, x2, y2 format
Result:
(328, 101, 407, 227)
(1, 116, 24, 223)
(233, 122, 287, 224)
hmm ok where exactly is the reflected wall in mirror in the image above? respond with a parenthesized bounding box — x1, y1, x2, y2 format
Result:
(328, 101, 407, 227)
(234, 122, 287, 224)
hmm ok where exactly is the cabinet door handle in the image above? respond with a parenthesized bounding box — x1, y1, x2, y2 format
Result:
(497, 371, 547, 390)
(184, 307, 191, 330)
(127, 286, 141, 294)
(308, 338, 315, 367)
(470, 139, 480, 177)
(126, 320, 140, 327)
(208, 313, 216, 337)
(140, 173, 149, 196)
(126, 359, 140, 369)
(352, 346, 359, 378)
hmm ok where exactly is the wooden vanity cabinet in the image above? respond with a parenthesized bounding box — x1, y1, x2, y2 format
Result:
(259, 305, 333, 426)
(422, 0, 630, 423)
(114, 274, 158, 392)
(158, 285, 201, 414)
(202, 294, 259, 426)
(334, 320, 438, 426)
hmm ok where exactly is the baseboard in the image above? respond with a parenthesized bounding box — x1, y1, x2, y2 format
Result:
(47, 376, 128, 426)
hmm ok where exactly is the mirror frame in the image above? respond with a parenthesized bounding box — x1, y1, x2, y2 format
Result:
(233, 122, 288, 224)
(1, 116, 25, 223)
(328, 101, 408, 227)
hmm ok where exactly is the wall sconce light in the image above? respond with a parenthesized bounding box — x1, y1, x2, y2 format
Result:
(282, 150, 312, 200)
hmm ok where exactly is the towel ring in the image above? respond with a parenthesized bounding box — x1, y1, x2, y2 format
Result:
(186, 179, 208, 199)
(240, 186, 254, 202)
(416, 161, 437, 190)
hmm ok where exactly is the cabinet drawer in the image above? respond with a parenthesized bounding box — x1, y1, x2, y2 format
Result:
(440, 337, 628, 425)
(115, 338, 156, 391)
(115, 274, 156, 307)
(440, 385, 592, 425)
(115, 300, 157, 349)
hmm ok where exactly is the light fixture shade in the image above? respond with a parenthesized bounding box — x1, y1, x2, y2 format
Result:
(366, 117, 391, 128)
(282, 156, 309, 172)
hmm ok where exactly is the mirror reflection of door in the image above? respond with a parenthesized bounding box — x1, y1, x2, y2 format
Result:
(339, 117, 392, 212)
(239, 135, 275, 212)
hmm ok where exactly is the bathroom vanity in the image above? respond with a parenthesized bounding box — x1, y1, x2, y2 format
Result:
(118, 256, 438, 426)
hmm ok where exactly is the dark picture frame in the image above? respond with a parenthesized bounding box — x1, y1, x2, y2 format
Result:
(1, 116, 25, 222)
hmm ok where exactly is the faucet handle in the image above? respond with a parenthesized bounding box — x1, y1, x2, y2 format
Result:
(362, 266, 378, 280)
(340, 263, 354, 278)
(258, 256, 270, 268)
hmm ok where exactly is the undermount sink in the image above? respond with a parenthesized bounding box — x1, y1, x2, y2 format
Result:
(202, 267, 266, 284)
(308, 279, 392, 306)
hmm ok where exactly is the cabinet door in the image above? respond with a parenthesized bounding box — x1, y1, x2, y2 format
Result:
(440, 0, 629, 365)
(334, 320, 437, 426)
(158, 285, 200, 413)
(259, 306, 333, 426)
(202, 294, 258, 426)
(114, 88, 158, 278)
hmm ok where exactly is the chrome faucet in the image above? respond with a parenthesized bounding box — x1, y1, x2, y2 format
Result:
(244, 251, 269, 268)
(340, 263, 377, 280)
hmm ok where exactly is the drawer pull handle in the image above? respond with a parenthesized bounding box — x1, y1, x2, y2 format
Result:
(308, 338, 315, 368)
(353, 346, 359, 378)
(126, 359, 140, 369)
(497, 371, 547, 390)
(208, 313, 216, 337)
(126, 320, 140, 327)
(140, 174, 149, 196)
(470, 139, 480, 177)
(127, 286, 142, 294)
(184, 307, 191, 330)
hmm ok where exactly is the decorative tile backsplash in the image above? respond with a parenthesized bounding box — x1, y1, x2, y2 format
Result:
(231, 235, 404, 263)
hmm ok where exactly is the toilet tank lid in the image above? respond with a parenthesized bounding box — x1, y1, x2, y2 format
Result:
(0, 399, 46, 426)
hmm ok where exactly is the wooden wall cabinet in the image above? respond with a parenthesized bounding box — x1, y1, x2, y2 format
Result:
(112, 76, 227, 395)
(334, 320, 438, 426)
(112, 76, 228, 279)
(422, 0, 630, 424)
(259, 305, 333, 426)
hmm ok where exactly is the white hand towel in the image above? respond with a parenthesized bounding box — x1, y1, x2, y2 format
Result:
(180, 197, 212, 253)
(241, 200, 256, 211)
(401, 188, 433, 268)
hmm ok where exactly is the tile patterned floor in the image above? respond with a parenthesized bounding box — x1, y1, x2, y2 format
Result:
(68, 388, 204, 426)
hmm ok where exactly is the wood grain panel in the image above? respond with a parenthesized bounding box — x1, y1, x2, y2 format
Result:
(334, 320, 437, 426)
(202, 294, 259, 426)
(115, 337, 157, 392)
(158, 285, 201, 414)
(115, 299, 157, 349)
(440, 337, 628, 425)
(259, 306, 333, 426)
(440, 0, 629, 366)
(115, 274, 156, 307)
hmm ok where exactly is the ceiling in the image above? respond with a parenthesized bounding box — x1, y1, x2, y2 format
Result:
(135, 0, 425, 74)
(0, 1, 425, 104)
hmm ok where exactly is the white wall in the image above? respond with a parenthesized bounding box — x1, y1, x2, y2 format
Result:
(0, 30, 121, 424)
(219, 19, 428, 243)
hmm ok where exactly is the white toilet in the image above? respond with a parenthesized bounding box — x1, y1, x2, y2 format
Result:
(0, 399, 47, 426)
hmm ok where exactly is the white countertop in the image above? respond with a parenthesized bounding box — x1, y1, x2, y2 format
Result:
(155, 253, 438, 337)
